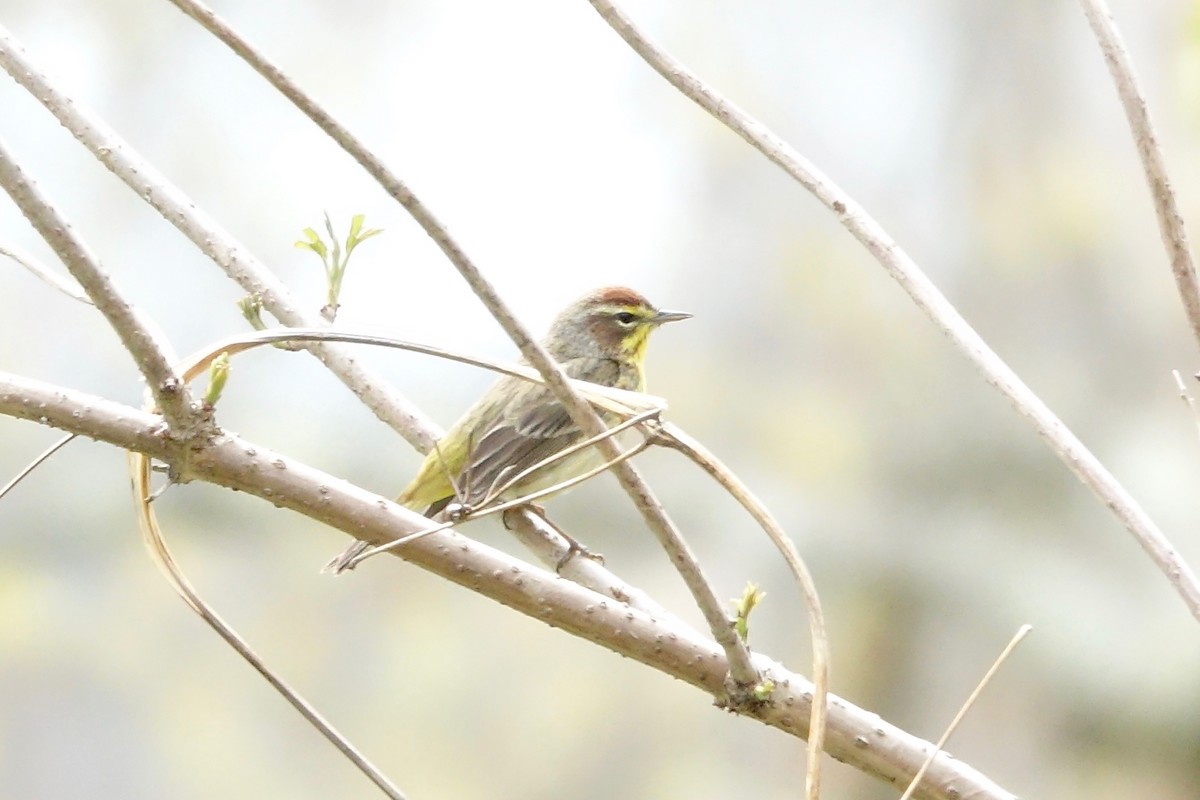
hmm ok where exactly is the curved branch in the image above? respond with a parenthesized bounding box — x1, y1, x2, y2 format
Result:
(584, 0, 1200, 623)
(0, 371, 1015, 800)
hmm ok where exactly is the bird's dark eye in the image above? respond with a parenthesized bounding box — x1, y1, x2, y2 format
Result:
(613, 311, 638, 326)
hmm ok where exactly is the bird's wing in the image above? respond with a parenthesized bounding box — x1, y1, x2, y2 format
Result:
(459, 357, 620, 504)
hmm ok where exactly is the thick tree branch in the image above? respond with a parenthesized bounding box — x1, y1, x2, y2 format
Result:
(585, 0, 1200, 623)
(1078, 0, 1200, 351)
(0, 137, 195, 431)
(0, 373, 173, 459)
(162, 0, 758, 691)
(0, 371, 1014, 800)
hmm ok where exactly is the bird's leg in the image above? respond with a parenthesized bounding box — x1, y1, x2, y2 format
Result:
(503, 504, 605, 572)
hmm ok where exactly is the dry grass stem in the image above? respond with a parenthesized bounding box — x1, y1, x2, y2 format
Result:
(0, 243, 93, 305)
(0, 433, 76, 503)
(897, 625, 1033, 800)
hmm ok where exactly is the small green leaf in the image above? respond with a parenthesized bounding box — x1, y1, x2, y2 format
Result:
(346, 224, 383, 256)
(731, 582, 767, 642)
(204, 352, 231, 407)
(294, 228, 327, 258)
(237, 294, 267, 331)
(294, 213, 384, 323)
(348, 213, 365, 241)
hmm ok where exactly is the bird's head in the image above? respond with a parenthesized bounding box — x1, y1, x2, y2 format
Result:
(545, 286, 692, 363)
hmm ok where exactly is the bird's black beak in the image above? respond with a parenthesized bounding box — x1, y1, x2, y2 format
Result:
(651, 309, 693, 325)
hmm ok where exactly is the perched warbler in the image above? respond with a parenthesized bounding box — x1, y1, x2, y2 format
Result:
(326, 286, 691, 573)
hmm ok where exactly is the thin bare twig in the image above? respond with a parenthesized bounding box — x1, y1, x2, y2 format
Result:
(584, 0, 1200, 623)
(1078, 0, 1200, 350)
(0, 433, 76, 502)
(897, 625, 1032, 800)
(0, 243, 93, 305)
(0, 136, 195, 430)
(163, 0, 759, 691)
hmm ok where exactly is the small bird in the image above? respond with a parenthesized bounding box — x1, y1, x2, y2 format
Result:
(325, 286, 692, 573)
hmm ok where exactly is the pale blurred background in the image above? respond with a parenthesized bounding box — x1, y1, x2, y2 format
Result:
(2, 0, 1200, 797)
